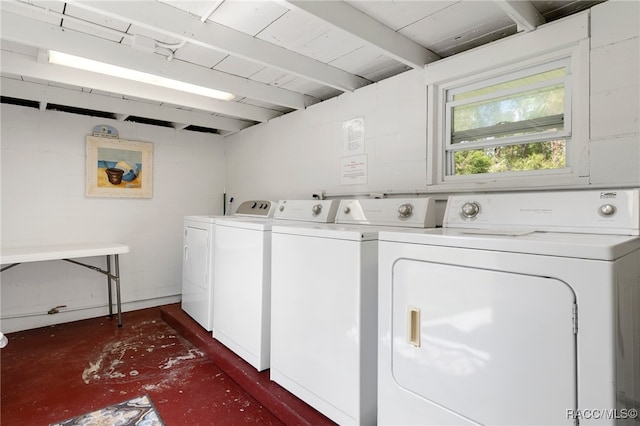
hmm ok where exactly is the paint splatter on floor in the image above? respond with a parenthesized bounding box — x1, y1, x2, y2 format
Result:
(81, 320, 208, 389)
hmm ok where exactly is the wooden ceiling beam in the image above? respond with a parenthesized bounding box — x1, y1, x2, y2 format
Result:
(283, 0, 440, 69)
(70, 0, 371, 92)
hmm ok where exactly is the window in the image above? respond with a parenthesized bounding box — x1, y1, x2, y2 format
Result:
(426, 12, 589, 190)
(447, 60, 569, 176)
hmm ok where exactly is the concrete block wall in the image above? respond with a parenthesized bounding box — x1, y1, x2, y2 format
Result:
(1, 106, 226, 332)
(589, 0, 640, 186)
(223, 68, 428, 204)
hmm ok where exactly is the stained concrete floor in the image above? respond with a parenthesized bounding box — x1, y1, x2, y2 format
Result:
(0, 305, 332, 425)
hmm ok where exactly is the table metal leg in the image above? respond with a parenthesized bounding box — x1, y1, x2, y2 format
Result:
(61, 256, 123, 327)
(114, 254, 122, 327)
(106, 254, 113, 318)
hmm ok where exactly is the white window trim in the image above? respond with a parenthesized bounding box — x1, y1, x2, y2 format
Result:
(426, 11, 590, 191)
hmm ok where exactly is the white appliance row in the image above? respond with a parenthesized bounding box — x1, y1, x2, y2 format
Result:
(212, 199, 340, 371)
(182, 189, 640, 426)
(181, 200, 275, 331)
(183, 197, 440, 425)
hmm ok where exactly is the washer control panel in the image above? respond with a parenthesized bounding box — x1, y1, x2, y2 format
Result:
(234, 200, 275, 217)
(445, 189, 640, 235)
(336, 198, 437, 228)
(273, 200, 339, 223)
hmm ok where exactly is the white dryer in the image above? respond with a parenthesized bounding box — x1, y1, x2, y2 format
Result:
(181, 200, 274, 330)
(212, 199, 339, 371)
(270, 198, 439, 425)
(377, 189, 640, 426)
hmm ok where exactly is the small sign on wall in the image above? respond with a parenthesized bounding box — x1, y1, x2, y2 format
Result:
(341, 116, 367, 184)
(85, 136, 153, 198)
(342, 116, 365, 155)
(341, 154, 368, 185)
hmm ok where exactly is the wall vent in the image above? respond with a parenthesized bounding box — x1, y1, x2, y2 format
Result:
(184, 125, 220, 134)
(1, 96, 40, 109)
(124, 115, 173, 128)
(3, 97, 222, 135)
(46, 103, 116, 119)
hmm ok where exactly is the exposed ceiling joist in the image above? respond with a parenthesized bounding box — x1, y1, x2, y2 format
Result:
(494, 0, 546, 32)
(1, 5, 317, 111)
(69, 0, 372, 92)
(1, 77, 251, 134)
(283, 0, 440, 69)
(0, 0, 604, 136)
(172, 123, 190, 130)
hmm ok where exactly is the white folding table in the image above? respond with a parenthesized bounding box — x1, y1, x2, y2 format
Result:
(0, 243, 129, 327)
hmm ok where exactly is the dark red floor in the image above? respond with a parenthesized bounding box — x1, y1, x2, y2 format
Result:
(1, 304, 334, 425)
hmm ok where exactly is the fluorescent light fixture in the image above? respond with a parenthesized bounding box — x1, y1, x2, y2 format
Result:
(48, 50, 235, 101)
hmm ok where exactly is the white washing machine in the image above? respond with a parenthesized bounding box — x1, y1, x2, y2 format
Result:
(181, 200, 275, 330)
(270, 198, 439, 425)
(377, 189, 640, 426)
(212, 199, 339, 371)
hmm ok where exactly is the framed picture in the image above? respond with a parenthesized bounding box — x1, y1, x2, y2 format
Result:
(86, 136, 153, 198)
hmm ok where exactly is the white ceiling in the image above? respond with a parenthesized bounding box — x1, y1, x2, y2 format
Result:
(0, 0, 605, 136)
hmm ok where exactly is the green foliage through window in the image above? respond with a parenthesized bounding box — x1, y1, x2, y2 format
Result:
(454, 140, 566, 175)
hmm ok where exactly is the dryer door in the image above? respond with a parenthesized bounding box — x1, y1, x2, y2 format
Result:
(183, 225, 209, 292)
(392, 259, 576, 425)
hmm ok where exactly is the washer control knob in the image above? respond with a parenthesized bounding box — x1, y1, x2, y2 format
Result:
(344, 206, 351, 215)
(461, 202, 480, 218)
(398, 203, 413, 218)
(599, 204, 616, 216)
(279, 205, 285, 212)
(312, 204, 322, 215)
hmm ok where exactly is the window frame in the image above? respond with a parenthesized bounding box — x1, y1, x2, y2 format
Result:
(426, 12, 590, 191)
(445, 58, 571, 176)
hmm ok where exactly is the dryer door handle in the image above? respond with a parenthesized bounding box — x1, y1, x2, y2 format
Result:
(408, 307, 421, 347)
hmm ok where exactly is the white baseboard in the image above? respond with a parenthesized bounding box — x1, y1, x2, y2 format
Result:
(0, 295, 181, 334)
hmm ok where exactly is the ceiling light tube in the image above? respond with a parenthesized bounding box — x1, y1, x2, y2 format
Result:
(48, 50, 234, 101)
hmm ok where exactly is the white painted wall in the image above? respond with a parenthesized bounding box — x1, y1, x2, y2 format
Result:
(1, 106, 226, 332)
(224, 68, 428, 204)
(589, 0, 640, 186)
(224, 0, 639, 204)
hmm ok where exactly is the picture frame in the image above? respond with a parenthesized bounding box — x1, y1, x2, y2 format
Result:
(85, 136, 153, 198)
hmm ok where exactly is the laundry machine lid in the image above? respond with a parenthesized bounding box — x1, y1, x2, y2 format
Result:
(214, 204, 341, 231)
(184, 214, 223, 224)
(271, 223, 383, 241)
(378, 228, 640, 260)
(215, 217, 273, 231)
(185, 199, 276, 223)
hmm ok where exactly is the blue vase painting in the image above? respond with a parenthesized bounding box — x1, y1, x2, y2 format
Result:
(97, 147, 143, 188)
